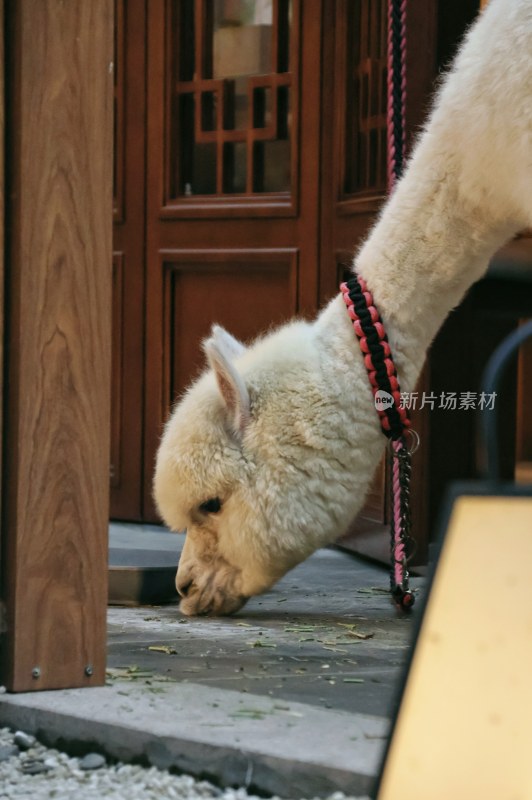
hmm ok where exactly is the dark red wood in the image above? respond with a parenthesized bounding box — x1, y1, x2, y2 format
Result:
(143, 0, 323, 520)
(110, 0, 147, 520)
(321, 0, 438, 564)
(116, 0, 506, 570)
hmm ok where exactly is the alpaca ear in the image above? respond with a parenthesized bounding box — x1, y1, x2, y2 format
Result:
(210, 324, 247, 360)
(203, 335, 250, 436)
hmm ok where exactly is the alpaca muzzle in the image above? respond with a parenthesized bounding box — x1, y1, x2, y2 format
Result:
(175, 559, 249, 616)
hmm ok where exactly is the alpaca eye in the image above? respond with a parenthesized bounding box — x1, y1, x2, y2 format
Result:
(199, 497, 222, 514)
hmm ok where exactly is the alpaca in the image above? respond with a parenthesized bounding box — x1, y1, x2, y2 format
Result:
(154, 0, 532, 616)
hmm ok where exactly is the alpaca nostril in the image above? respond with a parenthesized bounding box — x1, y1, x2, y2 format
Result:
(177, 579, 193, 598)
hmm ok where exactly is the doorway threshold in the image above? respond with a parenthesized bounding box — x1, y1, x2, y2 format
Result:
(108, 522, 181, 605)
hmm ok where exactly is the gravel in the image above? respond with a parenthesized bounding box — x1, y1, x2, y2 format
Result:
(0, 728, 369, 800)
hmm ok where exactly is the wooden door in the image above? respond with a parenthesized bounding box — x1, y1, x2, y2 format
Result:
(112, 0, 440, 533)
(142, 0, 324, 519)
(320, 0, 438, 563)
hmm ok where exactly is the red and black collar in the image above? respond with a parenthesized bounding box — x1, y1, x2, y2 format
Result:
(340, 275, 416, 610)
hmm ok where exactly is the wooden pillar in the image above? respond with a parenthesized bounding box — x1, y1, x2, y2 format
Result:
(0, 0, 4, 587)
(0, 0, 113, 692)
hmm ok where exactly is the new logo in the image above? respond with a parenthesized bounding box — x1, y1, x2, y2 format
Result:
(375, 389, 394, 411)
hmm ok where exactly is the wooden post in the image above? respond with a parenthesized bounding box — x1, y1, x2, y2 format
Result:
(0, 0, 4, 591)
(0, 0, 113, 692)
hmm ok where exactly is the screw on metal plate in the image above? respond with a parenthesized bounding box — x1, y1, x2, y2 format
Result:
(84, 664, 94, 677)
(32, 667, 41, 679)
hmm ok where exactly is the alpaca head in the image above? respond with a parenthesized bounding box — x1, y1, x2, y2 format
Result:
(153, 320, 366, 616)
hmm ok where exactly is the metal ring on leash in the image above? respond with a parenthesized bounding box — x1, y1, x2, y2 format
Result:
(387, 427, 420, 456)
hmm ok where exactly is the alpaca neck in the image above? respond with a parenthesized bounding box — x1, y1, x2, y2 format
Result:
(354, 156, 519, 391)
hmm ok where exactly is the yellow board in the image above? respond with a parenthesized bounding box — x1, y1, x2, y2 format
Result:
(379, 495, 532, 800)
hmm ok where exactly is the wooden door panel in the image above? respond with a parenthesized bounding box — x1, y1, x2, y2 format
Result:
(160, 249, 298, 416)
(319, 0, 389, 303)
(143, 0, 322, 519)
(323, 0, 438, 562)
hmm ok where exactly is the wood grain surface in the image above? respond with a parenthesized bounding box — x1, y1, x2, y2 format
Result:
(1, 0, 113, 692)
(0, 0, 4, 591)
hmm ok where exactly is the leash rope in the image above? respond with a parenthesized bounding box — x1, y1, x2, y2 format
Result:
(340, 274, 416, 611)
(387, 0, 407, 188)
(386, 0, 415, 608)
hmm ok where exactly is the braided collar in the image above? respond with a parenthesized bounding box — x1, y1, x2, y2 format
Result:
(340, 276, 410, 440)
(340, 275, 415, 610)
